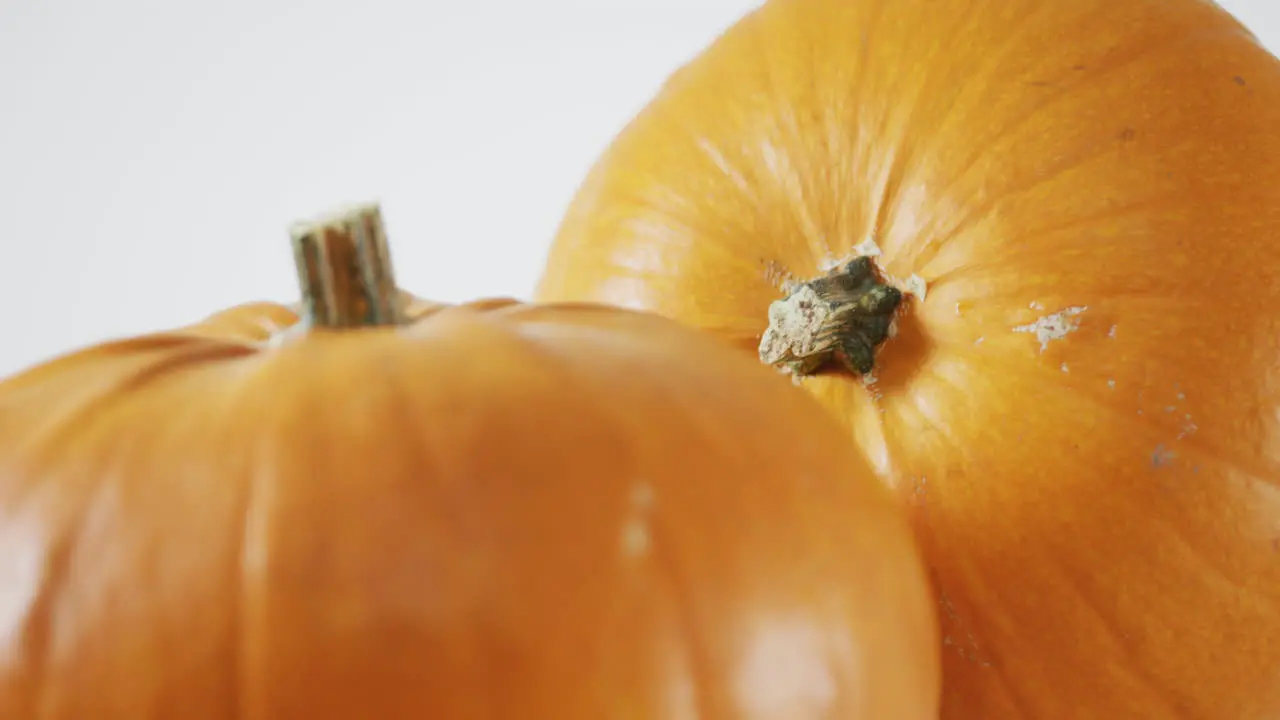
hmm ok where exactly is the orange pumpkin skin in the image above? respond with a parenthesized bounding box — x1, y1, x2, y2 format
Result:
(535, 0, 1280, 716)
(0, 298, 938, 719)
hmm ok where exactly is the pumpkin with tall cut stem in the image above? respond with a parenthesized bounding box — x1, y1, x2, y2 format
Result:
(0, 204, 938, 719)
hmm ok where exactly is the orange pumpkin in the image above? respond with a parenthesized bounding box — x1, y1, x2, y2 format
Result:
(535, 0, 1280, 716)
(0, 205, 939, 719)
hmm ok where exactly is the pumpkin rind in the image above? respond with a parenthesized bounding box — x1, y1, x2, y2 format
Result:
(535, 0, 1280, 717)
(0, 297, 938, 716)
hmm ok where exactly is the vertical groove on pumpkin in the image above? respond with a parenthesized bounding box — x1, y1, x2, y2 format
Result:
(288, 203, 405, 329)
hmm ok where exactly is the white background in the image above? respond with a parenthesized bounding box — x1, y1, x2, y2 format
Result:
(0, 0, 1276, 376)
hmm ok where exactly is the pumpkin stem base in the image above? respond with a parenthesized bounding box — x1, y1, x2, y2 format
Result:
(757, 256, 902, 377)
(289, 203, 405, 330)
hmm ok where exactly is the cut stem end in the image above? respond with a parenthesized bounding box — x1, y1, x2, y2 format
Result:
(289, 203, 405, 329)
(757, 256, 903, 378)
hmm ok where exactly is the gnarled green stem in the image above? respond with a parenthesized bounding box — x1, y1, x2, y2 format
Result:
(758, 256, 902, 377)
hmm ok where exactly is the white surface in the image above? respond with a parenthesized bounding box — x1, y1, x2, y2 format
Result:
(0, 0, 1276, 376)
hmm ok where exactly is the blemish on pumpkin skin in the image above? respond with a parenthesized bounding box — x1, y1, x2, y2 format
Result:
(901, 274, 928, 302)
(621, 483, 655, 557)
(764, 260, 797, 293)
(1151, 445, 1176, 469)
(817, 253, 844, 272)
(911, 476, 928, 500)
(863, 372, 885, 404)
(630, 483, 654, 510)
(1012, 306, 1088, 352)
(938, 591, 991, 668)
(907, 477, 929, 518)
(621, 520, 650, 556)
(852, 237, 882, 259)
(1178, 416, 1198, 440)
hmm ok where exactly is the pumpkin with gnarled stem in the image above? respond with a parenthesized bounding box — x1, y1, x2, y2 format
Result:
(535, 0, 1280, 716)
(0, 205, 939, 719)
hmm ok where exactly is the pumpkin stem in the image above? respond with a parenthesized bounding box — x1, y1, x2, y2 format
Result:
(289, 203, 405, 329)
(757, 256, 903, 377)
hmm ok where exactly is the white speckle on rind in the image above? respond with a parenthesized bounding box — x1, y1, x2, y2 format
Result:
(974, 336, 985, 345)
(1061, 362, 1070, 373)
(1107, 379, 1117, 389)
(936, 590, 991, 667)
(1108, 325, 1118, 338)
(763, 261, 797, 293)
(1012, 306, 1088, 352)
(902, 274, 928, 302)
(816, 237, 881, 274)
(853, 237, 883, 257)
(621, 519, 650, 557)
(1178, 418, 1199, 440)
(621, 482, 656, 557)
(910, 476, 929, 510)
(630, 483, 654, 510)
